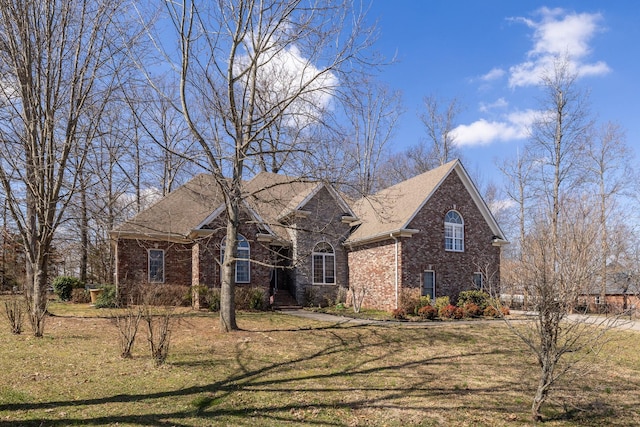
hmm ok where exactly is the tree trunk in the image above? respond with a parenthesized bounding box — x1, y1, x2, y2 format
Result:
(220, 213, 239, 332)
(80, 170, 88, 284)
(531, 358, 554, 422)
(25, 255, 49, 337)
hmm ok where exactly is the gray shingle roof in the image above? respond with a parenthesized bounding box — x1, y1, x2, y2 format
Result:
(111, 174, 225, 240)
(111, 172, 324, 242)
(346, 160, 458, 244)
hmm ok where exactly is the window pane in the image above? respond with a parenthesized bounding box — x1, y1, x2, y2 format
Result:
(422, 271, 435, 299)
(325, 255, 335, 283)
(236, 260, 250, 282)
(473, 273, 483, 289)
(313, 255, 324, 283)
(149, 250, 164, 282)
(445, 218, 463, 252)
(221, 235, 251, 283)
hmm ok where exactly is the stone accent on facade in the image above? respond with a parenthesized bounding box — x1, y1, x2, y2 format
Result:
(286, 186, 351, 306)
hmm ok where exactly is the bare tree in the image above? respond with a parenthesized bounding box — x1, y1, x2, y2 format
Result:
(417, 95, 462, 169)
(506, 56, 612, 421)
(378, 95, 462, 188)
(0, 0, 137, 336)
(584, 122, 633, 310)
(499, 147, 536, 260)
(341, 79, 403, 196)
(157, 0, 375, 332)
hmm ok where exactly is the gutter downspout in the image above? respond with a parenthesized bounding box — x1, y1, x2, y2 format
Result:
(391, 234, 399, 310)
(113, 240, 119, 298)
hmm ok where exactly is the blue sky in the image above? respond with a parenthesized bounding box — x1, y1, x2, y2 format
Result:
(366, 1, 640, 188)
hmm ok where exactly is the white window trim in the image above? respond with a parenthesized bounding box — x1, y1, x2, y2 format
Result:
(312, 242, 336, 285)
(221, 235, 251, 284)
(148, 249, 165, 283)
(445, 210, 464, 252)
(422, 270, 436, 300)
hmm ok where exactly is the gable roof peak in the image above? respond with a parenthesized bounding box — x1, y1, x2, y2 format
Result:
(346, 159, 506, 246)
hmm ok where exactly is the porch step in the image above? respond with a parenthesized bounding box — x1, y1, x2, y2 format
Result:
(272, 290, 302, 310)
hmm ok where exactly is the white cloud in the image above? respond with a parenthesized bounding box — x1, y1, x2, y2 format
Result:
(452, 109, 537, 147)
(508, 8, 610, 88)
(479, 98, 508, 113)
(489, 198, 516, 216)
(237, 41, 338, 130)
(481, 67, 506, 82)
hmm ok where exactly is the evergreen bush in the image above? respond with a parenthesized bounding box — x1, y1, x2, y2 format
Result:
(52, 276, 84, 301)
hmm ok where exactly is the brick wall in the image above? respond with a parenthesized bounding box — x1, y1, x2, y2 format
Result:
(347, 170, 501, 311)
(115, 238, 193, 302)
(402, 171, 501, 302)
(347, 240, 398, 311)
(116, 216, 275, 302)
(192, 220, 273, 294)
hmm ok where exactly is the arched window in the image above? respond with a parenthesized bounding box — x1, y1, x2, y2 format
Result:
(444, 210, 464, 252)
(312, 242, 335, 284)
(221, 235, 250, 283)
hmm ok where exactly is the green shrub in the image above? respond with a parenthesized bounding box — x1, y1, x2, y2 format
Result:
(95, 285, 118, 308)
(434, 296, 450, 312)
(208, 288, 221, 312)
(52, 276, 84, 302)
(235, 287, 267, 311)
(457, 290, 491, 310)
(417, 305, 438, 320)
(248, 288, 266, 310)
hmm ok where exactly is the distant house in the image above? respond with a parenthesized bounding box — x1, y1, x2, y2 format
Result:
(110, 160, 508, 311)
(579, 271, 639, 314)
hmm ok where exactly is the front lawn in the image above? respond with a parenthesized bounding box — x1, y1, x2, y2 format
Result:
(0, 299, 638, 426)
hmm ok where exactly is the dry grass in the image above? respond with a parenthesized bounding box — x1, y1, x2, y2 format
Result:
(0, 299, 638, 426)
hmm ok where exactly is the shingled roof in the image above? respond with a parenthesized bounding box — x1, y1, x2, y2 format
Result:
(110, 174, 225, 241)
(346, 160, 506, 245)
(112, 160, 505, 247)
(111, 172, 352, 243)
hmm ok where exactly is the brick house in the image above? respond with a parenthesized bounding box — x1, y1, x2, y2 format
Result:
(111, 171, 355, 307)
(345, 160, 507, 311)
(578, 271, 639, 314)
(110, 159, 507, 310)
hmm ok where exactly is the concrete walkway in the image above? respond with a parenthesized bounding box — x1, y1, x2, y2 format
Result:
(277, 308, 506, 327)
(278, 308, 640, 331)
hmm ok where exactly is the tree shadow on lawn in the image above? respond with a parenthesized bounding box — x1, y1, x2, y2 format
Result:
(0, 325, 529, 426)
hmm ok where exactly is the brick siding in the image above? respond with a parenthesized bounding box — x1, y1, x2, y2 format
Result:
(348, 171, 501, 311)
(402, 172, 501, 302)
(115, 170, 502, 312)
